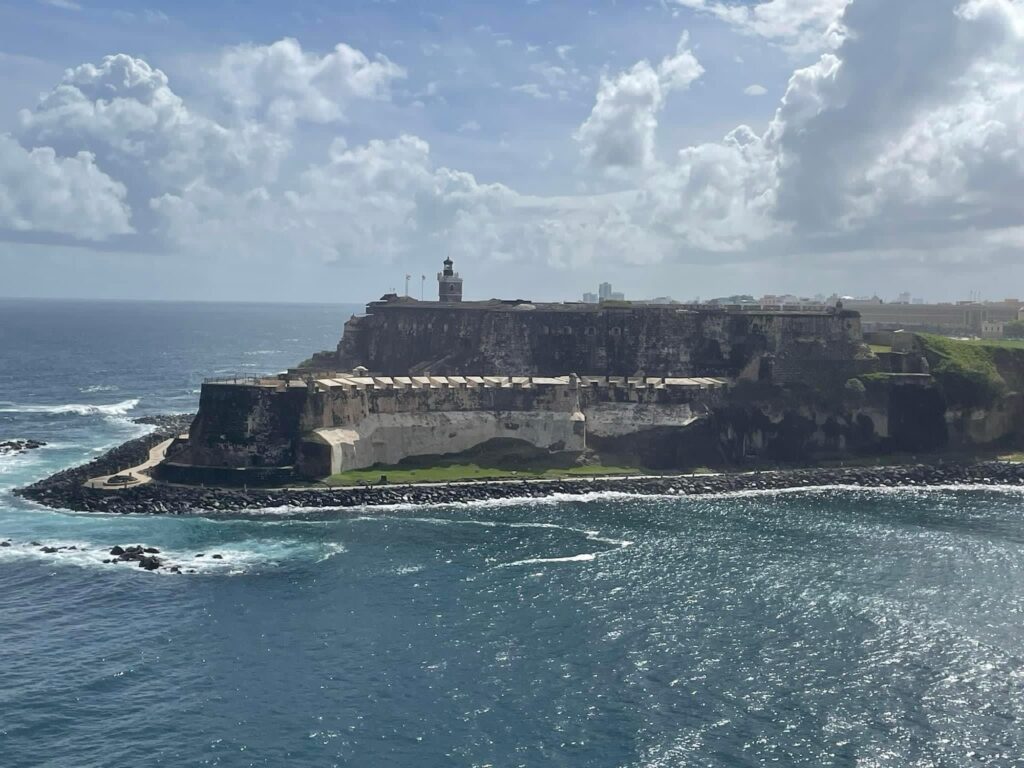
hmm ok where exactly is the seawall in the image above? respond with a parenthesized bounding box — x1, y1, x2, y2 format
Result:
(18, 445, 1024, 515)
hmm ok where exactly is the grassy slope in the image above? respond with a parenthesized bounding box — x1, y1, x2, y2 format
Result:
(915, 334, 1022, 408)
(322, 438, 645, 486)
(325, 463, 641, 486)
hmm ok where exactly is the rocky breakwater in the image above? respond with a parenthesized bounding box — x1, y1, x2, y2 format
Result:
(17, 453, 1024, 516)
(13, 413, 193, 510)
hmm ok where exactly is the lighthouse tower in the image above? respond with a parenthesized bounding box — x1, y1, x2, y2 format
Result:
(437, 257, 463, 303)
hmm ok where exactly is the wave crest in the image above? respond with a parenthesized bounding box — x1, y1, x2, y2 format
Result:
(0, 398, 140, 416)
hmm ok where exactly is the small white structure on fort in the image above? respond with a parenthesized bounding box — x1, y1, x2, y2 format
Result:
(437, 257, 463, 303)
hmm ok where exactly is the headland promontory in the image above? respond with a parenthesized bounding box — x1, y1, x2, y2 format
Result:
(15, 259, 1024, 513)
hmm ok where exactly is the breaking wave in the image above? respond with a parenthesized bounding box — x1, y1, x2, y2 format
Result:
(498, 553, 598, 567)
(239, 482, 1024, 524)
(0, 398, 140, 417)
(349, 514, 633, 568)
(0, 536, 346, 577)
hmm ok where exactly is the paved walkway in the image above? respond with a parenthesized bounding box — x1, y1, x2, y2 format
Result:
(85, 437, 176, 491)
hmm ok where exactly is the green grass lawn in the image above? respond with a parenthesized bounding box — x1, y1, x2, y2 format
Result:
(868, 344, 892, 354)
(325, 462, 642, 486)
(957, 338, 1024, 349)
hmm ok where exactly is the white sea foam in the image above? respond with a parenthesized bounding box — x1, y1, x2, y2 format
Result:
(343, 482, 1024, 511)
(345, 514, 633, 568)
(351, 515, 632, 546)
(0, 398, 140, 417)
(0, 536, 344, 576)
(315, 542, 348, 563)
(498, 553, 598, 567)
(685, 482, 1024, 501)
(0, 540, 102, 570)
(246, 490, 677, 518)
(79, 384, 119, 393)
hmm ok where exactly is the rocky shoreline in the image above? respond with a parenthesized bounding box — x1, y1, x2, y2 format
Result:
(1, 538, 228, 575)
(13, 413, 192, 508)
(0, 439, 47, 457)
(11, 415, 1024, 514)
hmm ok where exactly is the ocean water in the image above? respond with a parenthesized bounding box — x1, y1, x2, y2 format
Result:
(2, 299, 1024, 767)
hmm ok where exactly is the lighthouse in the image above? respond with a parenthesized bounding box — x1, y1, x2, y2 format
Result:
(437, 257, 463, 303)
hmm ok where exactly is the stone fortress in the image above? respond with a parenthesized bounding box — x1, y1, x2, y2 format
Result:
(160, 259, 1019, 485)
(175, 372, 731, 482)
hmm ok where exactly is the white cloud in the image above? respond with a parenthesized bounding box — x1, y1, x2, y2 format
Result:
(40, 0, 81, 10)
(0, 134, 131, 239)
(151, 134, 670, 269)
(10, 3, 1024, 285)
(647, 0, 1024, 255)
(18, 53, 287, 199)
(744, 84, 767, 96)
(575, 33, 703, 171)
(512, 83, 551, 99)
(646, 126, 784, 252)
(215, 37, 405, 127)
(675, 0, 851, 53)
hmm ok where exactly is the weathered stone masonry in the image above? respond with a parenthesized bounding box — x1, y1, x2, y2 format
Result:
(330, 299, 869, 387)
(172, 374, 730, 479)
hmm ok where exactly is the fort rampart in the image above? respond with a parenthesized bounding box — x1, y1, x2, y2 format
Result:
(172, 374, 730, 479)
(329, 299, 870, 387)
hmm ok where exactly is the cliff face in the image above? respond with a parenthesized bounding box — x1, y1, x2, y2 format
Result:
(334, 302, 871, 386)
(911, 335, 1024, 449)
(712, 379, 951, 464)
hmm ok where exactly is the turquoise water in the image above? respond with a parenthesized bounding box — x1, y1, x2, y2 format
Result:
(2, 299, 1023, 766)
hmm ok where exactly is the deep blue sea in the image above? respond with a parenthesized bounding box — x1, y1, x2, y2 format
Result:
(2, 298, 1024, 767)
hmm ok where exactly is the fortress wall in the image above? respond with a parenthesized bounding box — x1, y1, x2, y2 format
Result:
(292, 378, 728, 475)
(335, 303, 868, 381)
(300, 380, 577, 432)
(184, 375, 730, 477)
(583, 402, 703, 438)
(183, 383, 306, 469)
(299, 411, 585, 476)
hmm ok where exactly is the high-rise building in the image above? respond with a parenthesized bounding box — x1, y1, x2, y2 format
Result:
(598, 282, 613, 301)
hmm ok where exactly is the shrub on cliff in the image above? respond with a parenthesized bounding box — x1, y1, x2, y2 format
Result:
(917, 334, 1007, 409)
(1006, 320, 1024, 339)
(844, 377, 867, 405)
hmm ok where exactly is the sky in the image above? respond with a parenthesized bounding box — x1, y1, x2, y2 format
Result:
(1, 0, 1024, 304)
